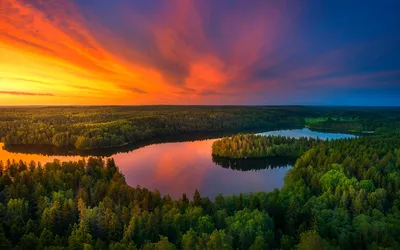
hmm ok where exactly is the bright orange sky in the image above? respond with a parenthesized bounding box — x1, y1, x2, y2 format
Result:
(1, 0, 399, 105)
(1, 0, 261, 105)
(0, 0, 181, 105)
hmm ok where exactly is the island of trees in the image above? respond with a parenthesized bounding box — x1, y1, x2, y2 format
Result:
(212, 134, 321, 158)
(1, 132, 400, 249)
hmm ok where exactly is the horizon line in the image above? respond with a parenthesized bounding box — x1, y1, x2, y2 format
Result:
(0, 104, 400, 108)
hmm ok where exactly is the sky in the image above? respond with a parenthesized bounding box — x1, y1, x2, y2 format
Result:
(0, 0, 399, 106)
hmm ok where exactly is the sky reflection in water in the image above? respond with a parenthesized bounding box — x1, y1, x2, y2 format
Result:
(0, 129, 355, 199)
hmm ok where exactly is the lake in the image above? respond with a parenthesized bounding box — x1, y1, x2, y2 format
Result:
(0, 128, 355, 199)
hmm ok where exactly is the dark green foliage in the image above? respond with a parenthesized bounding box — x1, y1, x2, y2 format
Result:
(0, 106, 304, 150)
(1, 106, 400, 151)
(2, 132, 400, 249)
(304, 107, 400, 133)
(0, 158, 284, 249)
(212, 134, 320, 158)
(1, 106, 400, 249)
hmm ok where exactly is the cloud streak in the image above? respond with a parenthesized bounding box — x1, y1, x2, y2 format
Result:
(129, 88, 148, 94)
(0, 91, 54, 96)
(0, 0, 399, 105)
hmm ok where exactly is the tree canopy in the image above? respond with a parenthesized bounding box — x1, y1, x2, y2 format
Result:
(1, 132, 400, 249)
(1, 106, 400, 249)
(212, 134, 321, 158)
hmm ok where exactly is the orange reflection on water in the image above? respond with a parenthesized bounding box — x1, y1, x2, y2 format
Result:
(112, 139, 216, 197)
(111, 139, 287, 199)
(0, 139, 289, 199)
(0, 143, 83, 165)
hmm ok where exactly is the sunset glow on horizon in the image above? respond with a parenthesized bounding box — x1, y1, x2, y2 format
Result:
(1, 0, 399, 105)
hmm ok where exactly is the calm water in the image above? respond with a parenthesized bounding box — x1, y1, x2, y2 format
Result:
(0, 128, 355, 199)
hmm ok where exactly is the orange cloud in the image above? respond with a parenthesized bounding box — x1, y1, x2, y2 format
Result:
(0, 0, 294, 105)
(0, 0, 175, 104)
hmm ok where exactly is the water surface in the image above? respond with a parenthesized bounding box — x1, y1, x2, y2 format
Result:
(0, 128, 355, 199)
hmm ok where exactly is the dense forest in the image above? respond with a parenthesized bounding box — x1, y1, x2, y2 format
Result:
(306, 118, 363, 132)
(303, 107, 400, 133)
(1, 134, 400, 249)
(1, 106, 400, 151)
(212, 134, 321, 158)
(0, 106, 304, 150)
(1, 106, 400, 249)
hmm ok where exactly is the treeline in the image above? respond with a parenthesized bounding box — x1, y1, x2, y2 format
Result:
(1, 135, 400, 249)
(304, 107, 400, 133)
(307, 118, 363, 132)
(212, 134, 321, 158)
(0, 106, 304, 150)
(1, 106, 400, 151)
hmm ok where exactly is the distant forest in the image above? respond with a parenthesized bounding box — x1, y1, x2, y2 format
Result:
(0, 106, 399, 150)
